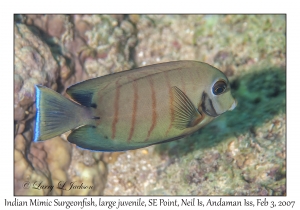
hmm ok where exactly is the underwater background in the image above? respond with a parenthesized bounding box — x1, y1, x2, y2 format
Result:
(14, 14, 286, 195)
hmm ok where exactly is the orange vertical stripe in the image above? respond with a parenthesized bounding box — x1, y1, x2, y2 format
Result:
(180, 71, 186, 94)
(145, 76, 157, 141)
(165, 71, 174, 136)
(127, 80, 138, 142)
(190, 70, 196, 91)
(111, 80, 120, 139)
(196, 68, 201, 79)
(98, 82, 111, 103)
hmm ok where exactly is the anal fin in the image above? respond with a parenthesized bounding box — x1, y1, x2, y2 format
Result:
(171, 86, 203, 130)
(68, 125, 100, 150)
(68, 125, 122, 151)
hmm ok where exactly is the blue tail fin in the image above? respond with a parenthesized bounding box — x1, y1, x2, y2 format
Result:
(34, 85, 91, 142)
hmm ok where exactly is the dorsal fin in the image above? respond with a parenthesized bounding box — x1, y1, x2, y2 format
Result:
(66, 61, 200, 105)
(171, 86, 203, 129)
(67, 89, 95, 107)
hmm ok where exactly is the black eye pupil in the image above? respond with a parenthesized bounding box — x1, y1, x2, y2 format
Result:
(216, 87, 224, 93)
(213, 81, 227, 95)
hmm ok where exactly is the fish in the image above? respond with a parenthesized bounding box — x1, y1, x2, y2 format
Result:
(34, 60, 237, 151)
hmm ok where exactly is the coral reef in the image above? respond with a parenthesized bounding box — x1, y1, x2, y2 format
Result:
(14, 23, 59, 123)
(14, 14, 286, 195)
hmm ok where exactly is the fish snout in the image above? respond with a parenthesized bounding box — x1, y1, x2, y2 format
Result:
(229, 100, 237, 111)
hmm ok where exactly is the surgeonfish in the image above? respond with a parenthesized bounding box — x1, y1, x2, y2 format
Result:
(34, 61, 237, 151)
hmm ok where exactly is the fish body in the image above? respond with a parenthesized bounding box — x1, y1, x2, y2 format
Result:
(34, 61, 236, 151)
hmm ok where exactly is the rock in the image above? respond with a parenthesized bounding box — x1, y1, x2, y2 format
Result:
(14, 23, 59, 122)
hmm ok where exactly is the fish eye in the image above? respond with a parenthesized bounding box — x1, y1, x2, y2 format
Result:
(212, 80, 227, 95)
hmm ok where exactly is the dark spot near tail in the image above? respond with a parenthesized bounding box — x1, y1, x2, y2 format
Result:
(91, 103, 97, 109)
(71, 92, 93, 107)
(104, 136, 108, 139)
(91, 125, 96, 128)
(92, 116, 100, 120)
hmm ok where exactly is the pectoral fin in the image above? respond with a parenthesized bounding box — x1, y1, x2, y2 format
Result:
(171, 86, 203, 130)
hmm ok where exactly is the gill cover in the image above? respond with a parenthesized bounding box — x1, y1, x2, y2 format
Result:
(201, 78, 236, 117)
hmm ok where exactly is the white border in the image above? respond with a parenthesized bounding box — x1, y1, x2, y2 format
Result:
(2, 1, 298, 209)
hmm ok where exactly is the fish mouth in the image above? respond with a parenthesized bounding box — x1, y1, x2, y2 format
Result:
(201, 91, 219, 117)
(229, 100, 237, 111)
